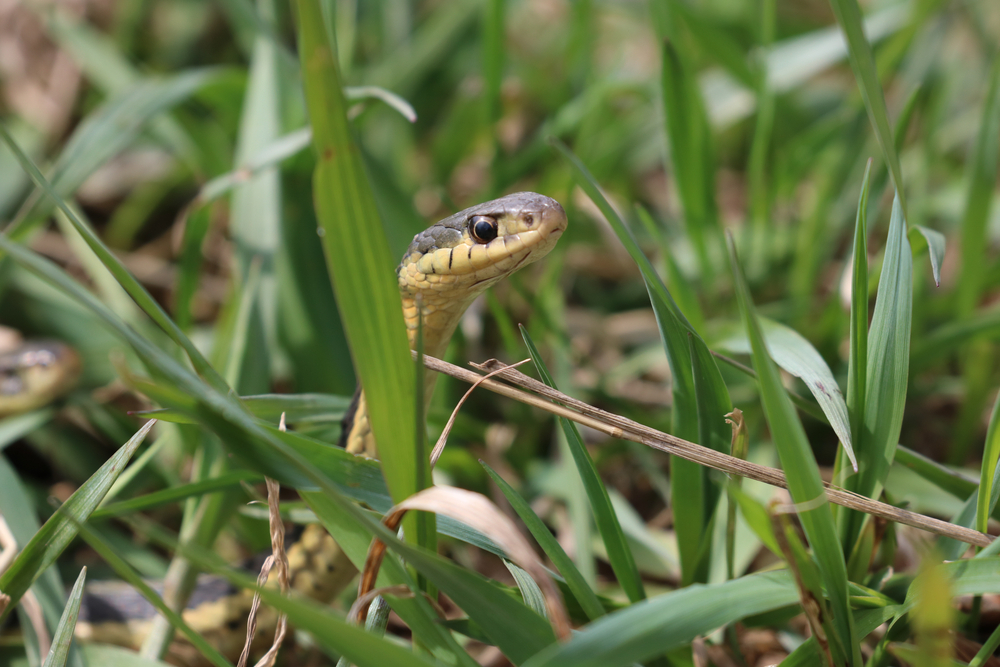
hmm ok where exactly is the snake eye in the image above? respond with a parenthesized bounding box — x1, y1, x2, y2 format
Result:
(469, 215, 498, 243)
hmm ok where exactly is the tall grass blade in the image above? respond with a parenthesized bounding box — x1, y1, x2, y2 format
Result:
(40, 568, 86, 667)
(553, 140, 731, 584)
(7, 70, 217, 235)
(659, 41, 717, 273)
(827, 0, 907, 216)
(727, 234, 858, 665)
(718, 318, 854, 470)
(0, 457, 83, 667)
(978, 394, 1000, 535)
(483, 462, 606, 621)
(842, 193, 912, 548)
(521, 327, 645, 603)
(520, 571, 798, 667)
(295, 0, 425, 511)
(957, 56, 1000, 316)
(0, 420, 154, 623)
(228, 0, 285, 393)
(843, 160, 871, 484)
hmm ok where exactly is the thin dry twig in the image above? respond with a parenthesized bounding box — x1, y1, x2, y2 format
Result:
(430, 358, 533, 467)
(408, 351, 994, 549)
(238, 417, 291, 667)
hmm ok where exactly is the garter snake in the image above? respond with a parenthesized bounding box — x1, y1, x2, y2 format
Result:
(3, 192, 566, 664)
(0, 331, 80, 417)
(340, 191, 567, 457)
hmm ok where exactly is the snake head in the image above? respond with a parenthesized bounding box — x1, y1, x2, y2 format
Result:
(397, 192, 567, 352)
(399, 191, 566, 286)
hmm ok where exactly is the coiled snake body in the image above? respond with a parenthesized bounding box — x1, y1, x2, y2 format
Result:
(5, 192, 567, 664)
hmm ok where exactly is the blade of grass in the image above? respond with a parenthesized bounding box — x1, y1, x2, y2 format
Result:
(484, 454, 605, 621)
(727, 233, 859, 665)
(717, 317, 855, 471)
(91, 470, 263, 519)
(295, 0, 424, 507)
(553, 139, 731, 585)
(834, 159, 871, 500)
(827, 0, 907, 219)
(520, 570, 798, 667)
(0, 420, 154, 623)
(227, 0, 284, 391)
(8, 69, 218, 235)
(957, 55, 1000, 316)
(978, 394, 1000, 535)
(842, 193, 912, 549)
(40, 568, 86, 667)
(521, 327, 645, 603)
(0, 457, 84, 667)
(659, 40, 717, 274)
(635, 205, 704, 332)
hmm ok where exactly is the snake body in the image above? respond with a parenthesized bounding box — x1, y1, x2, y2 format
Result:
(0, 337, 80, 417)
(3, 192, 566, 663)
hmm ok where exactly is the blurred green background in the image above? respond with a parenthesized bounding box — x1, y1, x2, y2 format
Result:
(1, 0, 1000, 664)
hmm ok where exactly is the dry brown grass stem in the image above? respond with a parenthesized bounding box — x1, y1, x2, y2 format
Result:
(412, 351, 994, 549)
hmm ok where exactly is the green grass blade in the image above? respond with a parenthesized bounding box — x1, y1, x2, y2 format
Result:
(957, 56, 1000, 316)
(0, 457, 82, 667)
(781, 606, 901, 666)
(635, 205, 705, 332)
(482, 462, 606, 622)
(688, 334, 735, 580)
(727, 234, 858, 665)
(659, 40, 717, 272)
(40, 568, 86, 667)
(228, 0, 284, 392)
(8, 70, 217, 234)
(912, 308, 1000, 371)
(843, 193, 912, 547)
(978, 393, 1000, 534)
(295, 0, 423, 508)
(0, 409, 54, 450)
(520, 571, 798, 667)
(827, 0, 907, 217)
(91, 470, 263, 519)
(134, 392, 351, 425)
(894, 446, 978, 500)
(0, 420, 153, 623)
(521, 327, 645, 603)
(718, 317, 854, 471)
(482, 0, 505, 127)
(846, 160, 872, 452)
(553, 140, 730, 584)
(0, 123, 230, 394)
(911, 225, 945, 289)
